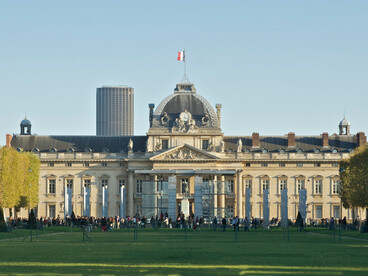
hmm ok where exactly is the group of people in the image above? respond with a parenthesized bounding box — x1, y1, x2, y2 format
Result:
(6, 213, 366, 233)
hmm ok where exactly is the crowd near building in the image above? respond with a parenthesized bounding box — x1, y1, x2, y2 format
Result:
(5, 81, 367, 223)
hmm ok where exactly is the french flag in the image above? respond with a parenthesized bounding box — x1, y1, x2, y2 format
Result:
(177, 51, 185, 61)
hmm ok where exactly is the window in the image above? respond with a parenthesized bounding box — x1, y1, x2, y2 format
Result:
(48, 179, 56, 194)
(314, 179, 322, 194)
(119, 163, 124, 167)
(332, 163, 339, 167)
(84, 163, 90, 167)
(262, 179, 269, 191)
(136, 180, 143, 194)
(245, 163, 251, 167)
(66, 179, 73, 190)
(261, 163, 268, 167)
(66, 162, 72, 167)
(279, 179, 287, 192)
(332, 180, 340, 194)
(161, 139, 169, 150)
(119, 179, 125, 187)
(48, 163, 54, 167)
(244, 179, 252, 195)
(297, 163, 303, 167)
(102, 163, 107, 167)
(202, 139, 209, 150)
(84, 179, 91, 188)
(279, 163, 285, 167)
(315, 205, 322, 218)
(333, 206, 340, 218)
(228, 179, 234, 193)
(227, 205, 234, 217)
(101, 179, 108, 188)
(48, 205, 56, 218)
(181, 178, 189, 194)
(315, 163, 321, 167)
(297, 179, 305, 193)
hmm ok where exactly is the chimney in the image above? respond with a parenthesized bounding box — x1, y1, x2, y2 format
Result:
(252, 132, 260, 148)
(322, 132, 329, 148)
(6, 134, 12, 148)
(357, 132, 367, 147)
(216, 104, 222, 128)
(287, 132, 295, 147)
(148, 103, 155, 128)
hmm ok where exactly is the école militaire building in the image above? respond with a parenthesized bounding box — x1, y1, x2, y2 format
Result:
(6, 82, 367, 222)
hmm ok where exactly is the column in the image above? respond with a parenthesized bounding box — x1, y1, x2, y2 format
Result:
(218, 175, 225, 218)
(213, 175, 217, 217)
(127, 170, 134, 217)
(154, 174, 158, 216)
(237, 170, 242, 218)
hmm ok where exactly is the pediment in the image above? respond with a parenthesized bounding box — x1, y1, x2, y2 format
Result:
(150, 144, 219, 161)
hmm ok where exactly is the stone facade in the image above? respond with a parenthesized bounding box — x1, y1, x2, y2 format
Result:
(7, 82, 367, 222)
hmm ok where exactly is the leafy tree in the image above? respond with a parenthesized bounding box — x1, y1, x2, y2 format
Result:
(0, 147, 40, 213)
(340, 146, 368, 219)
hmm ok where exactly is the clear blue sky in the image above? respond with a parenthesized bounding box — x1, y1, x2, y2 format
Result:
(1, 1, 367, 146)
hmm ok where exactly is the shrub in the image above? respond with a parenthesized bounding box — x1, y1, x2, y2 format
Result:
(28, 209, 37, 229)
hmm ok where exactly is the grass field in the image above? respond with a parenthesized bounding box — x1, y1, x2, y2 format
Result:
(0, 227, 368, 275)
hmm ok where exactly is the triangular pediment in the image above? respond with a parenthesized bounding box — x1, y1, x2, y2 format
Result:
(150, 144, 219, 161)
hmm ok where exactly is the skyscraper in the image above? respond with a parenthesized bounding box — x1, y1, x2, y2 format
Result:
(96, 86, 134, 136)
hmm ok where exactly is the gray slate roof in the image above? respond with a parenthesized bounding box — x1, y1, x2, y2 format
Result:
(224, 135, 357, 153)
(11, 135, 147, 153)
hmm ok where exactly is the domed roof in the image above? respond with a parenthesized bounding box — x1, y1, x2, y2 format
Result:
(152, 83, 219, 129)
(339, 117, 350, 126)
(20, 117, 32, 126)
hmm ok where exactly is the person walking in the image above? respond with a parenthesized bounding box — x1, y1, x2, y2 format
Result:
(222, 217, 227, 232)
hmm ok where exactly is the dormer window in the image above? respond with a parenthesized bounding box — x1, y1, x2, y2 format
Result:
(32, 148, 40, 153)
(102, 148, 109, 153)
(313, 148, 320, 153)
(16, 147, 22, 152)
(243, 148, 250, 153)
(296, 148, 303, 154)
(279, 148, 285, 154)
(331, 148, 338, 154)
(85, 148, 92, 153)
(262, 148, 268, 154)
(67, 148, 74, 153)
(50, 148, 57, 153)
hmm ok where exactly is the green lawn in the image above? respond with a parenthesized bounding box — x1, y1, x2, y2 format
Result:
(0, 227, 367, 275)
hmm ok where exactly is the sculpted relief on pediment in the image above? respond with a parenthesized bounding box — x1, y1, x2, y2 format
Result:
(164, 149, 198, 160)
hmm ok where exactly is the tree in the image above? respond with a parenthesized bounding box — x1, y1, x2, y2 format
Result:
(340, 146, 368, 219)
(0, 147, 40, 214)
